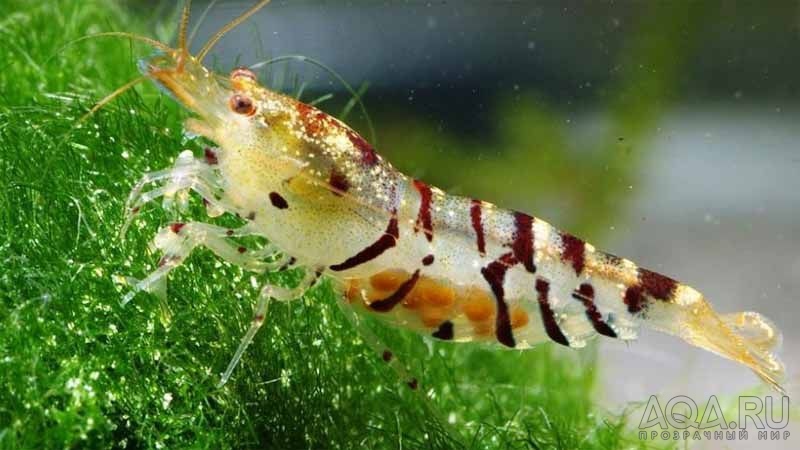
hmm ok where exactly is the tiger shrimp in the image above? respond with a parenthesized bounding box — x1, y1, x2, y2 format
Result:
(106, 0, 785, 392)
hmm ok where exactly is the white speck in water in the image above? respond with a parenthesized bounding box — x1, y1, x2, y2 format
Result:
(108, 324, 118, 334)
(527, 41, 536, 50)
(121, 150, 130, 159)
(66, 377, 80, 389)
(280, 368, 292, 388)
(90, 371, 100, 380)
(448, 412, 456, 424)
(162, 392, 173, 409)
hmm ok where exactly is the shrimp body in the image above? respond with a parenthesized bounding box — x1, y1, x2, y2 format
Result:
(118, 2, 784, 391)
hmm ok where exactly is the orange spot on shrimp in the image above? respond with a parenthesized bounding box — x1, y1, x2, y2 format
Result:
(402, 291, 422, 309)
(370, 269, 408, 291)
(420, 305, 449, 327)
(345, 280, 362, 303)
(415, 278, 455, 307)
(473, 320, 494, 337)
(511, 306, 529, 329)
(462, 289, 494, 322)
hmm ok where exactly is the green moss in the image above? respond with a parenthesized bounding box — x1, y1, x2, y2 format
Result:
(0, 1, 688, 448)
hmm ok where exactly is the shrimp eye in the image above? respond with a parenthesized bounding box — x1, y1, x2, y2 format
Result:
(229, 95, 256, 116)
(231, 67, 257, 83)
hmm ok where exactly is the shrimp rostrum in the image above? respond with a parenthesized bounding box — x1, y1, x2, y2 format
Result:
(108, 1, 784, 391)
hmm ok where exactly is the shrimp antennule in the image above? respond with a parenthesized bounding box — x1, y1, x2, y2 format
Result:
(178, 0, 193, 52)
(176, 0, 193, 70)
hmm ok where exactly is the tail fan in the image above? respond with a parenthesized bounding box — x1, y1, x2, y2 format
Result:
(655, 301, 786, 393)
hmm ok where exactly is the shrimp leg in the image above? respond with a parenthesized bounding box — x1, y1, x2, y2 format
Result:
(122, 221, 287, 305)
(219, 269, 320, 387)
(335, 297, 420, 390)
(121, 148, 228, 236)
(335, 295, 467, 447)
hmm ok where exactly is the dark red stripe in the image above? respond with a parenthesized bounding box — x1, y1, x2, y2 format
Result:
(203, 147, 218, 165)
(346, 129, 378, 166)
(470, 199, 486, 256)
(571, 283, 617, 338)
(639, 268, 678, 301)
(329, 215, 399, 271)
(269, 192, 289, 209)
(480, 252, 517, 348)
(623, 285, 646, 314)
(431, 320, 454, 340)
(296, 102, 327, 136)
(328, 169, 350, 196)
(412, 180, 434, 242)
(535, 278, 570, 346)
(559, 232, 585, 275)
(512, 212, 536, 273)
(623, 268, 678, 314)
(369, 270, 420, 312)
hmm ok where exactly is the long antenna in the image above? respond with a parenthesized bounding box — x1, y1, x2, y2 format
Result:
(188, 0, 220, 49)
(196, 0, 271, 62)
(79, 75, 147, 123)
(60, 32, 172, 54)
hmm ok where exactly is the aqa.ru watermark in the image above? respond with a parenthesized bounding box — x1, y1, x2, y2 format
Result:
(638, 395, 790, 442)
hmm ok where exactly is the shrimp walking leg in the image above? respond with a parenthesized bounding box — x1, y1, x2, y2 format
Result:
(122, 221, 286, 305)
(121, 148, 228, 236)
(335, 297, 466, 445)
(219, 270, 321, 387)
(335, 298, 421, 390)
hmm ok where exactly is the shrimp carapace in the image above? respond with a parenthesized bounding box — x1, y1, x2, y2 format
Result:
(107, 0, 785, 392)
